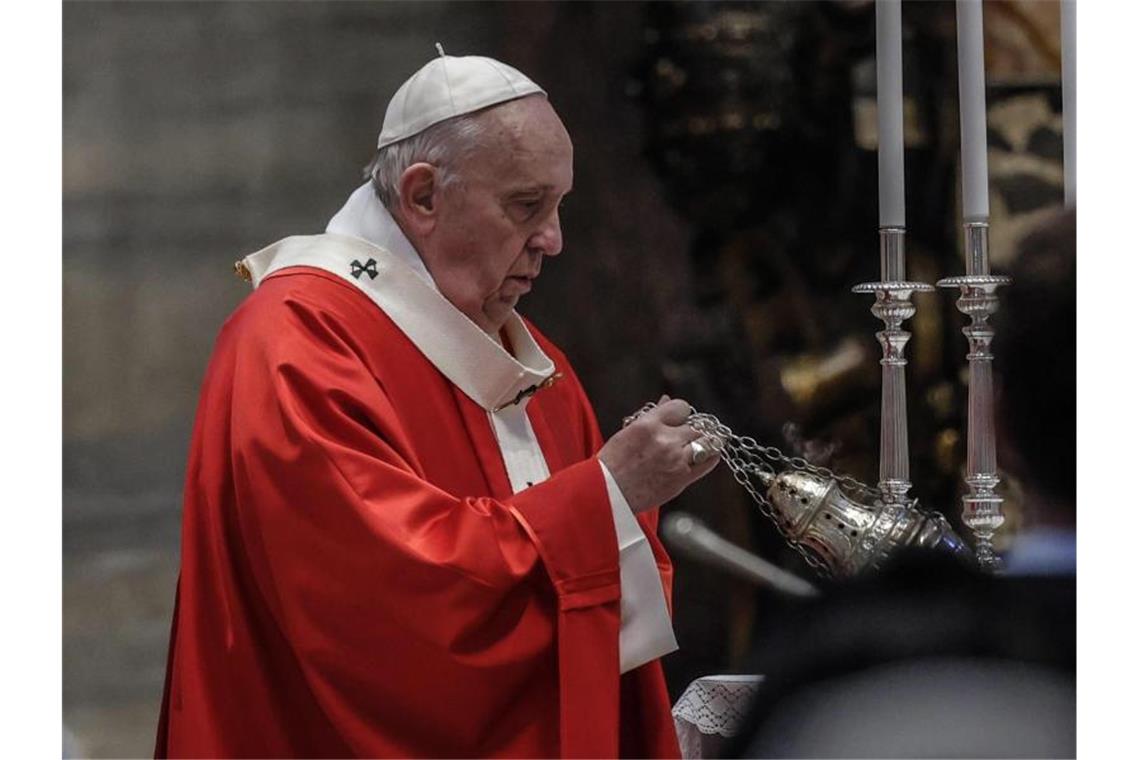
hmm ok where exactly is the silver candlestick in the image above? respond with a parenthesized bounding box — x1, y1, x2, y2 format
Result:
(853, 227, 933, 505)
(937, 221, 1011, 571)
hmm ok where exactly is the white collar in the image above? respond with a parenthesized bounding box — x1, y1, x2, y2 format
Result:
(239, 229, 556, 413)
(325, 182, 438, 290)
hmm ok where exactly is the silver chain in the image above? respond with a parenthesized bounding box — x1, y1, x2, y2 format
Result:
(624, 403, 887, 576)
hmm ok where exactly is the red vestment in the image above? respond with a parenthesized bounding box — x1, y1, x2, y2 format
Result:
(155, 266, 681, 758)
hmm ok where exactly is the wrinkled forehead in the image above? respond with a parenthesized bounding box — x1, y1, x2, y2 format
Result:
(471, 96, 574, 189)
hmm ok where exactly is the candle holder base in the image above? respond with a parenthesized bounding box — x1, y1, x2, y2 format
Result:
(938, 273, 1011, 573)
(852, 279, 934, 505)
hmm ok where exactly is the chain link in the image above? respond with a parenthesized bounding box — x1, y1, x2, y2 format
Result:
(625, 402, 888, 577)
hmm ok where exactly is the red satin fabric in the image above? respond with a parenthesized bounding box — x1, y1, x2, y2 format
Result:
(155, 268, 681, 758)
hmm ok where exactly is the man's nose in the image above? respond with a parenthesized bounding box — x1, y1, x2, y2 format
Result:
(529, 210, 563, 257)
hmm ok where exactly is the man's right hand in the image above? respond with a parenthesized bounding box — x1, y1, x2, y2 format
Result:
(598, 397, 720, 514)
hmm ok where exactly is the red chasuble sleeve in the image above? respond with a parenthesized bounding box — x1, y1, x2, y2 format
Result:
(156, 273, 677, 758)
(541, 346, 681, 759)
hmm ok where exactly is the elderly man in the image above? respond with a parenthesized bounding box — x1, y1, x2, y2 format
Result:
(155, 53, 718, 758)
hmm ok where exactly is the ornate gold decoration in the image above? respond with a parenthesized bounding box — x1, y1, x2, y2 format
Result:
(233, 260, 252, 282)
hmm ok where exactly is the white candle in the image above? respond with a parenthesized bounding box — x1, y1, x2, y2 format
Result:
(1061, 0, 1076, 207)
(876, 0, 906, 229)
(956, 0, 990, 221)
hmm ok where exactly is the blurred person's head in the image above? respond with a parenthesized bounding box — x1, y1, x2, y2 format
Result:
(993, 208, 1076, 523)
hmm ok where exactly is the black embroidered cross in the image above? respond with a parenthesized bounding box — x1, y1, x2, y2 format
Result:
(350, 258, 379, 280)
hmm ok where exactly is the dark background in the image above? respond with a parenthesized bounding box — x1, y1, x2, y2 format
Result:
(63, 2, 1065, 756)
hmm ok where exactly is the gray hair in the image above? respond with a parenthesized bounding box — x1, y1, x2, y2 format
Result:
(363, 113, 492, 211)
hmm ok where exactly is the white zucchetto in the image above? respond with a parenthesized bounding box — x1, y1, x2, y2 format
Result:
(377, 46, 546, 149)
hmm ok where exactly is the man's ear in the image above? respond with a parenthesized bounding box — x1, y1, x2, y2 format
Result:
(397, 163, 441, 235)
